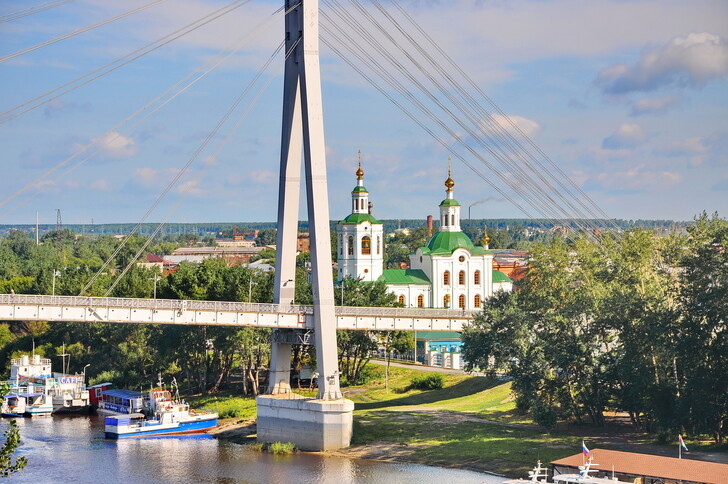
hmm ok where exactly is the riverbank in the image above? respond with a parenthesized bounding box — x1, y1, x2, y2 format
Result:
(197, 364, 727, 478)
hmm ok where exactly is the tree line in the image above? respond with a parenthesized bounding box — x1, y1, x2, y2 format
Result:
(0, 228, 409, 396)
(462, 213, 727, 443)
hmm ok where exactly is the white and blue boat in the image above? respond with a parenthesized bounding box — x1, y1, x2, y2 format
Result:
(1, 393, 26, 417)
(104, 387, 217, 439)
(21, 391, 53, 416)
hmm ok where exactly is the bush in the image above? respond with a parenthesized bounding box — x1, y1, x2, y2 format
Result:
(531, 400, 557, 430)
(408, 373, 444, 390)
(248, 442, 296, 454)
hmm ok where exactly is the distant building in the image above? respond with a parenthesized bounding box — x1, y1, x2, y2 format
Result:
(336, 161, 513, 310)
(171, 246, 267, 265)
(551, 448, 728, 484)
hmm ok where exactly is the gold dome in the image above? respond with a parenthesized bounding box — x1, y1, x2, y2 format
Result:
(445, 156, 454, 190)
(356, 150, 364, 180)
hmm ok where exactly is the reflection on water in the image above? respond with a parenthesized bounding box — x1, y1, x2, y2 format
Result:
(6, 415, 502, 484)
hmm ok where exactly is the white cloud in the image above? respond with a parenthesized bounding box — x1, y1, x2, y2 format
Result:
(90, 179, 110, 190)
(488, 114, 542, 138)
(602, 124, 647, 150)
(132, 167, 176, 187)
(594, 164, 683, 190)
(596, 33, 728, 94)
(177, 180, 204, 197)
(93, 131, 139, 160)
(630, 95, 681, 116)
(250, 170, 276, 184)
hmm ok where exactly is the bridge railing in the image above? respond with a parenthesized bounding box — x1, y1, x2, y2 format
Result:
(0, 294, 475, 320)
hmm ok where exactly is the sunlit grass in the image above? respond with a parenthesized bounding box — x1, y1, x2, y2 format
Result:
(187, 392, 257, 420)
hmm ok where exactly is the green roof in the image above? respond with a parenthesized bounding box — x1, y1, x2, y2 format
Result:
(352, 186, 368, 193)
(378, 269, 431, 285)
(439, 198, 461, 207)
(416, 330, 461, 340)
(492, 270, 512, 283)
(339, 213, 381, 225)
(422, 231, 491, 256)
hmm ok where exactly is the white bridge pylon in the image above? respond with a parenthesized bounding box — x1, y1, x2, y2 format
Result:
(0, 294, 473, 331)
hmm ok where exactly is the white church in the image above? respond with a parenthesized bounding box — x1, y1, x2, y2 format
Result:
(336, 160, 512, 310)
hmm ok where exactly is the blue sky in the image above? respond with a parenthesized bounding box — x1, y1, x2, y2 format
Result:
(1, 0, 727, 225)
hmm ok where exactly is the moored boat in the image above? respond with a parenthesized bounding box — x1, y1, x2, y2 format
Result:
(22, 391, 53, 416)
(1, 393, 26, 417)
(104, 383, 217, 439)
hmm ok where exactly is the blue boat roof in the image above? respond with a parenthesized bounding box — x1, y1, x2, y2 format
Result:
(102, 389, 144, 399)
(19, 392, 44, 397)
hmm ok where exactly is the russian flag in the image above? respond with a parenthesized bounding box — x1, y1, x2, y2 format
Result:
(582, 441, 590, 457)
(679, 435, 688, 451)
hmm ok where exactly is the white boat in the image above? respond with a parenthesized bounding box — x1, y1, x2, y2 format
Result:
(503, 460, 549, 484)
(21, 390, 53, 416)
(1, 393, 26, 417)
(552, 457, 628, 484)
(104, 384, 218, 439)
(7, 354, 91, 413)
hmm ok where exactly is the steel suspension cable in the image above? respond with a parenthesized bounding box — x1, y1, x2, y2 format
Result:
(320, 5, 566, 229)
(0, 0, 171, 63)
(1, 0, 252, 125)
(387, 0, 620, 233)
(334, 0, 584, 233)
(0, 0, 75, 24)
(82, 39, 288, 295)
(319, 19, 543, 225)
(350, 0, 603, 236)
(0, 0, 273, 217)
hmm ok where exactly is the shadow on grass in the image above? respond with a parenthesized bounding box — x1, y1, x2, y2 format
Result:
(355, 376, 502, 411)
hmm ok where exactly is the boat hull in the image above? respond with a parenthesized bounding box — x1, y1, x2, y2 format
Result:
(105, 415, 218, 439)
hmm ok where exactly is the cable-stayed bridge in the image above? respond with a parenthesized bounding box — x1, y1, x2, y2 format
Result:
(0, 0, 618, 451)
(0, 293, 472, 331)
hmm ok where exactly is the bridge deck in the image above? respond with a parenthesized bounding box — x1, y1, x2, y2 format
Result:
(0, 294, 473, 332)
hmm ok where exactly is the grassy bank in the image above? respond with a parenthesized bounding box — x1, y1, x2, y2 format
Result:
(187, 364, 721, 477)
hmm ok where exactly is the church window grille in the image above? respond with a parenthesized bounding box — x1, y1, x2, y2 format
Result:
(458, 294, 465, 309)
(361, 236, 371, 255)
(398, 295, 405, 305)
(474, 294, 481, 308)
(443, 271, 450, 286)
(347, 236, 354, 256)
(474, 270, 481, 285)
(458, 270, 465, 285)
(451, 214, 455, 226)
(377, 236, 380, 255)
(417, 295, 424, 307)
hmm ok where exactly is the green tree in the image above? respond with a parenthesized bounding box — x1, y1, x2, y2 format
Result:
(0, 420, 27, 477)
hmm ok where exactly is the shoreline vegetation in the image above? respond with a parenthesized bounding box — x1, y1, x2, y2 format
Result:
(194, 363, 728, 478)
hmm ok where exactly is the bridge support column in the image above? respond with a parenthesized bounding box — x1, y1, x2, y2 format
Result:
(258, 0, 352, 451)
(268, 341, 292, 394)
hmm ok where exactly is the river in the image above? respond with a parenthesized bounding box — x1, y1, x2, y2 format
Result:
(6, 415, 503, 483)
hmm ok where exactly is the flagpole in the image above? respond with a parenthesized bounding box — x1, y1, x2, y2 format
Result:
(679, 440, 682, 459)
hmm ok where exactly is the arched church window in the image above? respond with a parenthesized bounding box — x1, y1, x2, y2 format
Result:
(398, 295, 405, 305)
(458, 294, 465, 309)
(458, 270, 465, 285)
(451, 214, 455, 226)
(443, 271, 450, 286)
(474, 270, 481, 285)
(339, 235, 343, 256)
(417, 295, 424, 307)
(377, 236, 381, 255)
(347, 236, 354, 256)
(442, 215, 447, 227)
(443, 294, 451, 308)
(474, 294, 481, 308)
(361, 236, 371, 255)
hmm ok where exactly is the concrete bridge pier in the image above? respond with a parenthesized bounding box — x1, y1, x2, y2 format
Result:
(256, 0, 353, 452)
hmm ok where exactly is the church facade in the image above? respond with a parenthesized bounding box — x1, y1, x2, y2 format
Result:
(336, 161, 512, 310)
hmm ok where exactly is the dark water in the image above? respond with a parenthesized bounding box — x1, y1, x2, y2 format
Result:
(6, 415, 503, 484)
